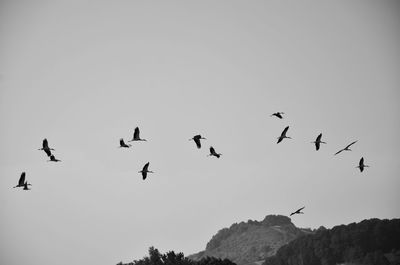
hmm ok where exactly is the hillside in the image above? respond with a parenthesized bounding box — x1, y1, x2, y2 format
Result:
(189, 215, 309, 265)
(263, 218, 400, 265)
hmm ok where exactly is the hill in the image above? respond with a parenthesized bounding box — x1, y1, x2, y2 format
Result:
(263, 218, 400, 265)
(189, 215, 309, 265)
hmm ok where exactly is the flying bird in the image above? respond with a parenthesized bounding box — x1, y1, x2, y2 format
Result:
(13, 172, 30, 188)
(189, 135, 206, 149)
(356, 157, 369, 172)
(311, 133, 327, 151)
(48, 155, 61, 162)
(139, 162, 153, 180)
(119, 138, 131, 148)
(271, 112, 284, 119)
(208, 146, 222, 158)
(290, 206, 305, 216)
(38, 138, 54, 157)
(129, 127, 147, 142)
(277, 126, 291, 144)
(334, 141, 357, 155)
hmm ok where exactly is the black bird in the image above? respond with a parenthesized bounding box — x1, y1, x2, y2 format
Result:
(23, 181, 31, 190)
(129, 127, 147, 142)
(271, 112, 284, 119)
(356, 157, 369, 172)
(119, 138, 131, 148)
(312, 133, 327, 151)
(277, 126, 291, 144)
(38, 138, 54, 157)
(208, 146, 222, 158)
(189, 135, 206, 149)
(334, 141, 357, 155)
(48, 155, 61, 162)
(13, 172, 30, 188)
(139, 162, 153, 180)
(290, 206, 305, 216)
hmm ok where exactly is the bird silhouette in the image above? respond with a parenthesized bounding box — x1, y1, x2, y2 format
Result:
(139, 162, 153, 180)
(271, 112, 284, 119)
(208, 146, 222, 158)
(356, 157, 369, 172)
(129, 127, 147, 142)
(189, 135, 206, 149)
(334, 141, 357, 155)
(312, 133, 327, 151)
(277, 126, 291, 143)
(290, 206, 305, 216)
(13, 172, 31, 188)
(38, 138, 54, 157)
(48, 155, 61, 162)
(119, 138, 132, 148)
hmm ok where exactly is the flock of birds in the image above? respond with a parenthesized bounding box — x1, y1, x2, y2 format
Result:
(13, 113, 370, 217)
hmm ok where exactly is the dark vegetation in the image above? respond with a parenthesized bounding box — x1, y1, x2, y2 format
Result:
(263, 218, 400, 265)
(118, 247, 236, 265)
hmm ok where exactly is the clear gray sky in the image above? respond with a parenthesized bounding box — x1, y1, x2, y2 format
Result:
(1, 1, 399, 265)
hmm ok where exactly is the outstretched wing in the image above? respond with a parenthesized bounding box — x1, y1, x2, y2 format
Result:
(281, 126, 289, 137)
(43, 138, 49, 149)
(120, 138, 125, 146)
(143, 162, 150, 172)
(359, 157, 364, 167)
(316, 133, 322, 142)
(334, 148, 344, 155)
(315, 141, 320, 151)
(134, 127, 140, 140)
(18, 172, 26, 186)
(194, 138, 201, 149)
(44, 148, 52, 157)
(345, 141, 357, 149)
(210, 146, 215, 155)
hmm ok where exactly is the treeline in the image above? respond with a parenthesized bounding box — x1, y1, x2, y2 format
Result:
(118, 247, 236, 265)
(263, 218, 400, 265)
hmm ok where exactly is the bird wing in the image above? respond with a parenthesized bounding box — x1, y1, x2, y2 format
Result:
(134, 127, 140, 140)
(334, 149, 344, 155)
(44, 148, 52, 157)
(120, 138, 125, 146)
(210, 147, 215, 154)
(19, 172, 26, 186)
(359, 157, 364, 167)
(298, 206, 305, 212)
(316, 134, 322, 142)
(194, 138, 201, 148)
(281, 126, 289, 137)
(277, 137, 283, 144)
(43, 138, 48, 149)
(345, 141, 357, 149)
(315, 141, 320, 151)
(143, 162, 149, 172)
(142, 171, 147, 180)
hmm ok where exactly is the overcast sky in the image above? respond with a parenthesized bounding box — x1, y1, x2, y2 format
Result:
(1, 1, 399, 265)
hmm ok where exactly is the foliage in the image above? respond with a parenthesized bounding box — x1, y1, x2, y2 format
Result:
(119, 247, 236, 265)
(263, 218, 400, 265)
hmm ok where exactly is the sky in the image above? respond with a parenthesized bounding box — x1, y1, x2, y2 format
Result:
(0, 1, 399, 265)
